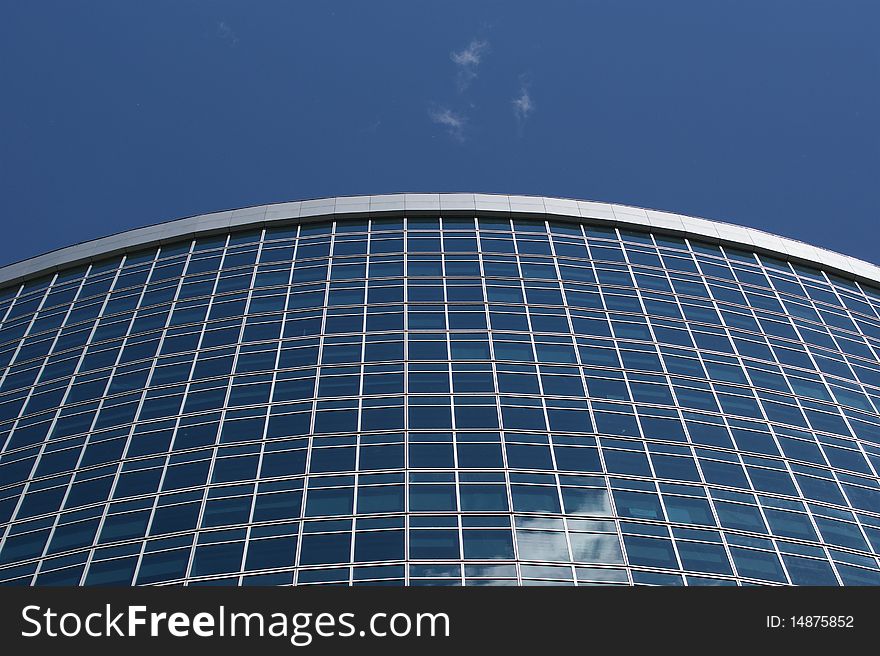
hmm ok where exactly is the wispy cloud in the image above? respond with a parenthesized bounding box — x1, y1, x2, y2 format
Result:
(512, 81, 534, 132)
(429, 107, 466, 142)
(429, 37, 490, 141)
(451, 39, 489, 91)
(216, 21, 239, 45)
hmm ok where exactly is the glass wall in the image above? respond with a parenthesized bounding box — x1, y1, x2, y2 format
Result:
(1, 214, 880, 586)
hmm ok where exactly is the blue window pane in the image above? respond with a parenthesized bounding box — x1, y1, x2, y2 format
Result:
(359, 444, 404, 470)
(836, 563, 880, 586)
(457, 443, 504, 468)
(613, 490, 665, 521)
(16, 487, 65, 518)
(569, 533, 623, 564)
(676, 541, 733, 575)
(729, 547, 787, 583)
(253, 491, 303, 522)
(700, 459, 750, 488)
(463, 530, 515, 559)
(631, 570, 683, 586)
(212, 456, 260, 483)
(313, 409, 358, 434)
(410, 530, 460, 559)
(651, 455, 701, 482)
(37, 566, 85, 586)
(84, 557, 138, 586)
(309, 447, 356, 473)
(305, 488, 354, 517)
(114, 469, 163, 498)
(639, 416, 687, 442)
(764, 509, 818, 541)
(553, 446, 601, 472)
(409, 405, 452, 429)
(162, 461, 211, 491)
(796, 475, 847, 505)
(0, 531, 51, 565)
(517, 530, 570, 562)
(299, 533, 351, 566)
(782, 555, 839, 585)
(99, 511, 151, 543)
(409, 444, 454, 468)
(191, 542, 244, 576)
(455, 405, 499, 429)
(409, 485, 457, 511)
(361, 406, 405, 431)
(357, 486, 405, 513)
(245, 536, 298, 570)
(813, 517, 869, 551)
(501, 406, 546, 430)
(47, 520, 100, 554)
(506, 444, 553, 470)
(623, 536, 678, 569)
(460, 485, 509, 511)
(355, 531, 405, 562)
(547, 408, 592, 433)
(747, 467, 798, 495)
(603, 450, 652, 476)
(512, 485, 561, 513)
(260, 450, 307, 477)
(663, 496, 715, 526)
(714, 502, 767, 533)
(202, 497, 252, 528)
(562, 487, 612, 516)
(65, 478, 114, 508)
(137, 549, 190, 584)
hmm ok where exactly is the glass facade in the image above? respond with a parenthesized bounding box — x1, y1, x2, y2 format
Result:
(2, 205, 880, 587)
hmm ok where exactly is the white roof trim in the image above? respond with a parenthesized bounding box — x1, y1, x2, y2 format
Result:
(0, 193, 875, 289)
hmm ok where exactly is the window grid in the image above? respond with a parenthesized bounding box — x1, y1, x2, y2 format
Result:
(0, 215, 880, 585)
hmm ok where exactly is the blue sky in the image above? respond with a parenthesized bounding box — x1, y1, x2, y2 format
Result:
(1, 1, 878, 267)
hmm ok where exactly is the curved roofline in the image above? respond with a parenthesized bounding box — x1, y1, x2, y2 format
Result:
(1, 193, 878, 290)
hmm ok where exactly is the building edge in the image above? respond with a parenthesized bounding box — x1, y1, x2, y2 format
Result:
(0, 193, 876, 291)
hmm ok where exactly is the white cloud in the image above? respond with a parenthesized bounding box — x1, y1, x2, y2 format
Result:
(512, 84, 534, 129)
(450, 39, 489, 91)
(427, 38, 491, 141)
(217, 21, 239, 45)
(429, 107, 466, 142)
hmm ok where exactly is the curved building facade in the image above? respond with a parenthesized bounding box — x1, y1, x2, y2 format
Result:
(1, 194, 880, 587)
